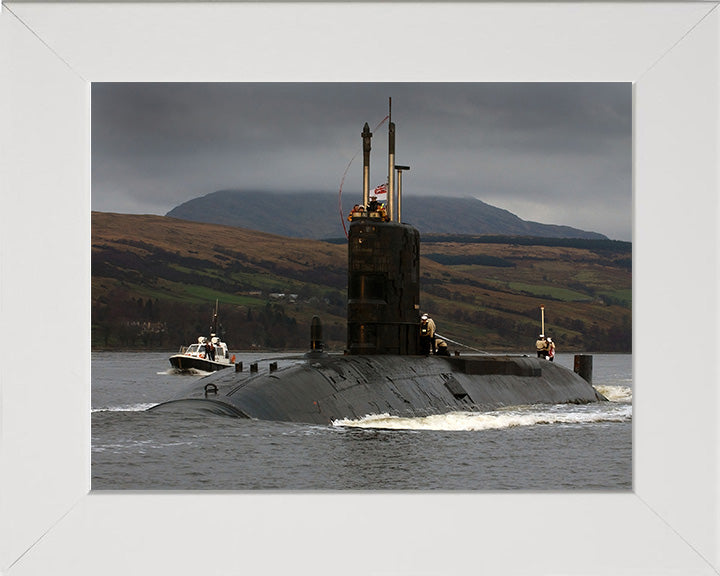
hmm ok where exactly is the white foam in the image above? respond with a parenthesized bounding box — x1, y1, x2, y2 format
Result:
(159, 368, 210, 376)
(333, 404, 632, 431)
(91, 403, 156, 413)
(595, 385, 633, 402)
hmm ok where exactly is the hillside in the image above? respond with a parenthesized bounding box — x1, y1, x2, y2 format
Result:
(166, 190, 608, 240)
(92, 212, 631, 353)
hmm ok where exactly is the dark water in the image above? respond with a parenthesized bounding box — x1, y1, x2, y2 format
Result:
(92, 352, 632, 490)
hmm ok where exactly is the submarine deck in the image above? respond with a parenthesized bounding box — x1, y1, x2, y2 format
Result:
(151, 353, 606, 425)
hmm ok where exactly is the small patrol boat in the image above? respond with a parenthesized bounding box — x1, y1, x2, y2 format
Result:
(168, 301, 235, 372)
(168, 336, 233, 372)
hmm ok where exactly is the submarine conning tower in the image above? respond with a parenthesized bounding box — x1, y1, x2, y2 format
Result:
(347, 219, 420, 355)
(347, 113, 421, 355)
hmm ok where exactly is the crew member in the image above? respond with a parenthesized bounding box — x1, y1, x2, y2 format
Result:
(378, 204, 389, 221)
(536, 334, 548, 359)
(546, 337, 555, 362)
(435, 339, 450, 356)
(368, 196, 379, 212)
(420, 313, 437, 355)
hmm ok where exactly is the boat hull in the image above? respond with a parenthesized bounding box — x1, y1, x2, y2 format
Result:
(152, 354, 606, 424)
(169, 354, 232, 372)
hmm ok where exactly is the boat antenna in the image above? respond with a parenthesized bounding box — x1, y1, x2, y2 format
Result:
(211, 299, 219, 335)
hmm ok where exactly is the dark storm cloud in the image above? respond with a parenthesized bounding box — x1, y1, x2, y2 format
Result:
(92, 82, 631, 240)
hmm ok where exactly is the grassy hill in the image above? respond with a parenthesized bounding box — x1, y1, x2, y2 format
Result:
(92, 212, 631, 353)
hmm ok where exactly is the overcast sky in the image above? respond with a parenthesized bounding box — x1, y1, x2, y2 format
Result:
(92, 83, 632, 241)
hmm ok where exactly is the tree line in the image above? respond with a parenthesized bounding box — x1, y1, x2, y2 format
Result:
(422, 234, 632, 254)
(92, 293, 345, 351)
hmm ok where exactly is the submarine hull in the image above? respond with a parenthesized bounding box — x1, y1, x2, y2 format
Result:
(151, 354, 606, 425)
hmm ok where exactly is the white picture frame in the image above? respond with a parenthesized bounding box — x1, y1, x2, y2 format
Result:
(1, 2, 718, 574)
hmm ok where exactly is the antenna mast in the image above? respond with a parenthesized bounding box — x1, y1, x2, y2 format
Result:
(387, 97, 396, 222)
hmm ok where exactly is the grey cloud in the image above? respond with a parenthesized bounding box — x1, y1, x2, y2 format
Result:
(92, 82, 631, 240)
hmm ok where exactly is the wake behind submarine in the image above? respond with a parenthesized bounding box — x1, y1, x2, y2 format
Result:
(150, 113, 606, 425)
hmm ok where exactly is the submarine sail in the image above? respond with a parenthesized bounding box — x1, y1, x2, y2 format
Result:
(150, 113, 606, 424)
(347, 220, 420, 355)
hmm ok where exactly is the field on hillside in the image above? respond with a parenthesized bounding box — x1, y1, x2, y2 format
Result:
(418, 237, 631, 352)
(92, 213, 631, 353)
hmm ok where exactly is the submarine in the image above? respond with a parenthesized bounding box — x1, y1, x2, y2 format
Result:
(150, 113, 606, 425)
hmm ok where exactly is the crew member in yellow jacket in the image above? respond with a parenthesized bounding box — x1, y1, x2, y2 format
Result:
(536, 334, 549, 359)
(420, 313, 437, 355)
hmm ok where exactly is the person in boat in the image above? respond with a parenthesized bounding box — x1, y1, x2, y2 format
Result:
(536, 334, 549, 359)
(546, 337, 555, 362)
(420, 313, 437, 355)
(206, 339, 215, 361)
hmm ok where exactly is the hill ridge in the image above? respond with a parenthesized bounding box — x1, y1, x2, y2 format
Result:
(166, 190, 607, 240)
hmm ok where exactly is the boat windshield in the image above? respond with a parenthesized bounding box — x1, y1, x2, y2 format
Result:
(186, 344, 201, 354)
